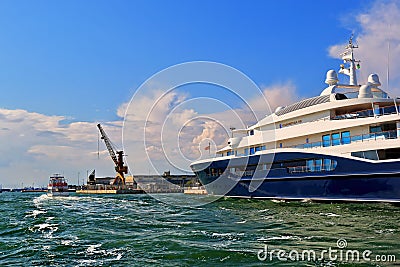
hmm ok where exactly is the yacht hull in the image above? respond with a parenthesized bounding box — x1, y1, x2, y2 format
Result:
(191, 152, 400, 202)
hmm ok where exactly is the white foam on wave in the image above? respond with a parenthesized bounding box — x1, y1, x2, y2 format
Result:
(86, 244, 104, 254)
(87, 244, 101, 252)
(34, 223, 56, 231)
(112, 216, 127, 221)
(29, 223, 59, 239)
(78, 259, 97, 265)
(84, 244, 125, 262)
(58, 235, 80, 248)
(25, 209, 46, 218)
(375, 229, 395, 234)
(271, 199, 286, 203)
(258, 209, 269, 213)
(208, 232, 245, 239)
(319, 212, 341, 217)
(258, 235, 302, 241)
(61, 196, 81, 201)
(61, 240, 74, 246)
(33, 194, 49, 206)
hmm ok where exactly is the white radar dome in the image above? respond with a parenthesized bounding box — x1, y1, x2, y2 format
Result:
(367, 73, 381, 87)
(358, 84, 373, 98)
(325, 70, 339, 85)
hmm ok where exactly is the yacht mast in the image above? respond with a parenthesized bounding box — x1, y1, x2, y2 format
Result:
(339, 35, 360, 85)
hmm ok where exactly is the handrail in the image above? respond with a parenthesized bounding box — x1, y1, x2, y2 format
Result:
(333, 104, 399, 120)
(289, 129, 397, 149)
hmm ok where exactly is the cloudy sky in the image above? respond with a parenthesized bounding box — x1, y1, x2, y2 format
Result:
(0, 0, 399, 188)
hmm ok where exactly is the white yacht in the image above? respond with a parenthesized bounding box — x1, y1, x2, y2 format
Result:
(190, 37, 400, 202)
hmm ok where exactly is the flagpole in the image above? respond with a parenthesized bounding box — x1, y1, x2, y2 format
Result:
(208, 142, 210, 156)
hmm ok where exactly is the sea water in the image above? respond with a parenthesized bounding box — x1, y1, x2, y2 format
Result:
(0, 192, 399, 266)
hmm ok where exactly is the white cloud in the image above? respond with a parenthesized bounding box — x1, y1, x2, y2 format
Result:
(0, 78, 303, 187)
(329, 0, 400, 95)
(120, 80, 302, 175)
(255, 82, 300, 115)
(0, 108, 122, 188)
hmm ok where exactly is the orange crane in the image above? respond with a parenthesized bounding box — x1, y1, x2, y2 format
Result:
(97, 123, 128, 185)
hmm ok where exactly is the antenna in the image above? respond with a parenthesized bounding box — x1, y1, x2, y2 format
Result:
(229, 127, 236, 138)
(339, 34, 360, 85)
(387, 41, 390, 92)
(387, 23, 391, 92)
(97, 130, 100, 159)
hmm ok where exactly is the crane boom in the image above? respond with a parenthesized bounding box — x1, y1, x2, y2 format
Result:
(97, 124, 118, 165)
(97, 123, 128, 185)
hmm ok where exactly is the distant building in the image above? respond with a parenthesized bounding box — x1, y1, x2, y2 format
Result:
(85, 170, 197, 191)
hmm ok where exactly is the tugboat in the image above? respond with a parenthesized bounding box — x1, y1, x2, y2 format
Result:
(47, 174, 69, 197)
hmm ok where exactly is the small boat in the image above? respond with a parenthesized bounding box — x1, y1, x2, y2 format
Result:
(47, 174, 69, 197)
(21, 187, 47, 193)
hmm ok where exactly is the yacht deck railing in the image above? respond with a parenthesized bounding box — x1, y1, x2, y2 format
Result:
(289, 130, 397, 149)
(332, 104, 399, 120)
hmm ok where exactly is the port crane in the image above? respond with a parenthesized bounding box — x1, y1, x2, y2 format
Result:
(97, 123, 128, 185)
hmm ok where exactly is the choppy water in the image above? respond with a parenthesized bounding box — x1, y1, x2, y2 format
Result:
(0, 192, 399, 266)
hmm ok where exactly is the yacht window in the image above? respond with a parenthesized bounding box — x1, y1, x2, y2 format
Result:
(306, 159, 314, 172)
(382, 106, 396, 115)
(332, 160, 337, 169)
(351, 150, 379, 160)
(272, 162, 283, 169)
(244, 148, 249, 155)
(370, 126, 382, 133)
(331, 133, 340, 146)
(383, 148, 400, 159)
(381, 123, 396, 131)
(373, 104, 381, 115)
(352, 148, 400, 160)
(323, 158, 332, 171)
(341, 131, 351, 144)
(351, 151, 363, 158)
(249, 130, 254, 136)
(363, 150, 378, 160)
(250, 147, 255, 155)
(285, 158, 337, 173)
(279, 143, 282, 148)
(315, 159, 323, 171)
(255, 146, 261, 152)
(322, 134, 331, 147)
(261, 145, 266, 150)
(262, 164, 268, 170)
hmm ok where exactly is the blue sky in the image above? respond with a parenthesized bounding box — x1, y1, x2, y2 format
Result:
(0, 0, 366, 121)
(1, 0, 399, 187)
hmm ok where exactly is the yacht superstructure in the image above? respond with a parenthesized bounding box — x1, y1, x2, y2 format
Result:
(190, 37, 400, 202)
